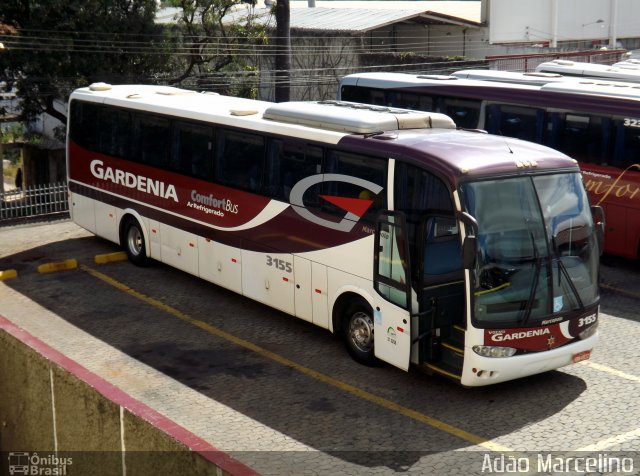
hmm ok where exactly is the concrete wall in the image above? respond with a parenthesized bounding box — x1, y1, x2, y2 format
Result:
(0, 322, 253, 476)
(489, 0, 640, 45)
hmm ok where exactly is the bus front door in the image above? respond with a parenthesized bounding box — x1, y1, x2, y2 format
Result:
(417, 215, 465, 380)
(373, 212, 412, 370)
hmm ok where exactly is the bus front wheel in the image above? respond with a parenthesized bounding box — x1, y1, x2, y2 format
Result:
(123, 218, 148, 267)
(343, 301, 378, 366)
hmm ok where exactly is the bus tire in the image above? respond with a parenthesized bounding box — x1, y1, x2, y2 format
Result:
(343, 300, 378, 366)
(122, 218, 149, 267)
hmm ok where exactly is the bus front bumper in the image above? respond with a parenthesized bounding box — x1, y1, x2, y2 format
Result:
(460, 331, 599, 387)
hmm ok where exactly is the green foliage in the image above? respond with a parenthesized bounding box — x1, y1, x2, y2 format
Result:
(169, 0, 267, 98)
(0, 1, 175, 125)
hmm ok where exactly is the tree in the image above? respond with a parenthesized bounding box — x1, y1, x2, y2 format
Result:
(0, 1, 174, 129)
(168, 0, 267, 98)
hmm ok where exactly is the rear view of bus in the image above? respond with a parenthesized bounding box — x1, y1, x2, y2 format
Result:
(66, 86, 601, 386)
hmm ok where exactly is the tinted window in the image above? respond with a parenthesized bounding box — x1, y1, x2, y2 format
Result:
(266, 140, 322, 202)
(324, 150, 387, 222)
(217, 129, 265, 193)
(437, 97, 481, 129)
(69, 101, 99, 151)
(394, 162, 453, 272)
(389, 91, 434, 112)
(97, 107, 133, 159)
(136, 114, 170, 168)
(486, 104, 543, 142)
(547, 113, 611, 165)
(612, 118, 640, 169)
(171, 121, 214, 180)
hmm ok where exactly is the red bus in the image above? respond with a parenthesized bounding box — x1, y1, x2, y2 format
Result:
(67, 83, 601, 386)
(339, 72, 640, 260)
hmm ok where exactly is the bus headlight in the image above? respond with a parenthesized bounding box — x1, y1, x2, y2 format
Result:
(579, 322, 598, 340)
(472, 345, 517, 358)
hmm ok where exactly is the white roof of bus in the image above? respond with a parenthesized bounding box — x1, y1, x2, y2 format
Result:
(541, 80, 640, 100)
(613, 59, 640, 69)
(451, 69, 582, 85)
(340, 72, 539, 91)
(341, 71, 640, 101)
(536, 60, 640, 82)
(71, 83, 455, 139)
(451, 69, 640, 92)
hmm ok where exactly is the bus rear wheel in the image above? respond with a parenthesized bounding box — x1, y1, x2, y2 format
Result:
(123, 218, 148, 267)
(343, 301, 378, 366)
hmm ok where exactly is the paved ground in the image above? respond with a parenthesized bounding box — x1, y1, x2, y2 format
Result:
(0, 219, 639, 475)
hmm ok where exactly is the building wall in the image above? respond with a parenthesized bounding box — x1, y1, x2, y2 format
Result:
(489, 0, 640, 46)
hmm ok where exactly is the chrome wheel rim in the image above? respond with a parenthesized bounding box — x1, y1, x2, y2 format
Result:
(127, 226, 143, 257)
(348, 311, 374, 352)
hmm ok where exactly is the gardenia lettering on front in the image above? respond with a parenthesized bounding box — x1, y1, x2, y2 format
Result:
(489, 328, 550, 342)
(90, 159, 178, 202)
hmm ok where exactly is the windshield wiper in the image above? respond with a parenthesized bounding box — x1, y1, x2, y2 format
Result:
(520, 232, 542, 325)
(557, 258, 584, 310)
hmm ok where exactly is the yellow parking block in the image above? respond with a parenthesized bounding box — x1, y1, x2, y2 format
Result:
(94, 251, 128, 265)
(0, 269, 18, 281)
(37, 259, 78, 274)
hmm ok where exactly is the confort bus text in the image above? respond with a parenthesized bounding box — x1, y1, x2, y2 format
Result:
(90, 158, 240, 217)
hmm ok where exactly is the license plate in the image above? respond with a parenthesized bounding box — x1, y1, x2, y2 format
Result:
(572, 350, 591, 363)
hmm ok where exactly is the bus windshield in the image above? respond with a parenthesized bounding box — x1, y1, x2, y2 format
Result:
(461, 172, 599, 327)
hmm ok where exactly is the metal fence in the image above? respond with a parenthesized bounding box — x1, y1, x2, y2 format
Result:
(487, 49, 627, 72)
(0, 181, 69, 223)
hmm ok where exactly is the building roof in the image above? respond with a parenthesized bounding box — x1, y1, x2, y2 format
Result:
(278, 8, 479, 32)
(156, 1, 481, 33)
(289, 1, 481, 24)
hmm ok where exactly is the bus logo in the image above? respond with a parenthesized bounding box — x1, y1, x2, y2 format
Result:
(8, 453, 29, 475)
(289, 173, 383, 232)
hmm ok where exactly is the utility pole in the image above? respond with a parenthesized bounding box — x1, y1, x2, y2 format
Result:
(274, 0, 291, 102)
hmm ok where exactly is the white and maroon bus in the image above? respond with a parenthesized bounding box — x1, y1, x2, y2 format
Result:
(339, 72, 640, 261)
(67, 84, 601, 386)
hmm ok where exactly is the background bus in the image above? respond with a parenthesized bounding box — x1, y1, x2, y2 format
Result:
(536, 59, 640, 83)
(68, 84, 601, 386)
(339, 72, 640, 260)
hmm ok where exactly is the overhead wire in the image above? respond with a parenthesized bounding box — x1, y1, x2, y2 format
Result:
(0, 17, 495, 94)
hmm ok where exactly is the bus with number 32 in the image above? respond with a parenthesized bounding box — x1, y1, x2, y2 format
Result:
(339, 71, 640, 260)
(67, 83, 602, 386)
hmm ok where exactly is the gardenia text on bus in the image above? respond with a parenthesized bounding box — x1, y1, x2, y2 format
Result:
(90, 159, 178, 202)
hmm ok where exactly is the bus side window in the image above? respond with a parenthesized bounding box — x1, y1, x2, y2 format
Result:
(135, 114, 169, 168)
(368, 89, 387, 106)
(216, 129, 265, 193)
(485, 104, 543, 143)
(553, 114, 611, 165)
(340, 85, 369, 103)
(171, 121, 214, 181)
(97, 106, 133, 160)
(389, 92, 434, 112)
(265, 139, 322, 203)
(69, 101, 99, 152)
(613, 119, 640, 169)
(394, 162, 454, 282)
(323, 150, 387, 222)
(437, 98, 481, 129)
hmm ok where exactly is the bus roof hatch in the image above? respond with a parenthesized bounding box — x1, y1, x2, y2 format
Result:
(263, 100, 456, 134)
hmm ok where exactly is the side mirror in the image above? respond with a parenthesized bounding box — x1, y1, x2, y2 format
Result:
(590, 205, 605, 256)
(462, 235, 478, 269)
